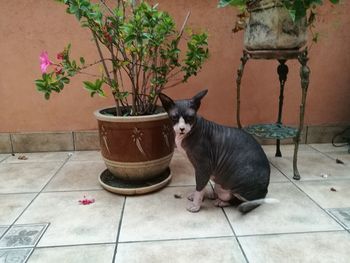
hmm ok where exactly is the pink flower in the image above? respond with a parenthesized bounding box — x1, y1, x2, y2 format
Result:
(39, 51, 52, 73)
(78, 196, 95, 205)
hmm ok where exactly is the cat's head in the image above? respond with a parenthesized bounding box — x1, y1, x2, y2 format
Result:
(159, 90, 208, 136)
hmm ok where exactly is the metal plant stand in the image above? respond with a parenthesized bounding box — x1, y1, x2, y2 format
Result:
(236, 49, 310, 180)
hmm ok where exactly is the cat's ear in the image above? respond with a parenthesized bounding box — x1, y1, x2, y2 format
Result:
(159, 93, 175, 112)
(191, 89, 208, 111)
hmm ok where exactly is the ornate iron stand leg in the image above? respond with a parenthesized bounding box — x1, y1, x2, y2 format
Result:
(293, 50, 310, 180)
(276, 59, 288, 157)
(236, 51, 249, 128)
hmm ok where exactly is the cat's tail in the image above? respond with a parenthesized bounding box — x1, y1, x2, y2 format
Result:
(238, 198, 279, 214)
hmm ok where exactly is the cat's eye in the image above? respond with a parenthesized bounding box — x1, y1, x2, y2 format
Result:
(170, 115, 179, 122)
(185, 116, 194, 123)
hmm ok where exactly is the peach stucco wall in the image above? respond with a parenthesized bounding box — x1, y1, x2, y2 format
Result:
(0, 0, 349, 133)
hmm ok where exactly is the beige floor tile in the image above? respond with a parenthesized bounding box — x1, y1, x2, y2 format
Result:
(270, 165, 288, 182)
(169, 155, 195, 186)
(296, 179, 350, 209)
(269, 149, 350, 181)
(115, 237, 246, 263)
(44, 161, 105, 191)
(0, 162, 62, 193)
(4, 152, 69, 163)
(28, 244, 115, 263)
(69, 151, 103, 162)
(16, 191, 124, 247)
(119, 186, 233, 242)
(0, 194, 35, 225)
(224, 183, 342, 236)
(239, 231, 350, 263)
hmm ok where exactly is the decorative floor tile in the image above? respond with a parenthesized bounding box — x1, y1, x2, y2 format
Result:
(0, 224, 48, 248)
(0, 248, 32, 263)
(115, 237, 246, 263)
(44, 161, 105, 191)
(328, 208, 350, 229)
(0, 194, 36, 225)
(0, 162, 63, 193)
(27, 244, 115, 263)
(239, 231, 350, 263)
(224, 182, 342, 236)
(16, 191, 124, 247)
(296, 179, 350, 208)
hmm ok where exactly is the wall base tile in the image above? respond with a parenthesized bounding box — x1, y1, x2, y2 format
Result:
(1, 125, 349, 153)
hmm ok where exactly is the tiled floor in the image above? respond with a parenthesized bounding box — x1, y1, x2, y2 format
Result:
(0, 144, 349, 262)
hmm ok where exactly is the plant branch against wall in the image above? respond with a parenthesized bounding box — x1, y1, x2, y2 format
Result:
(35, 0, 209, 116)
(218, 0, 340, 39)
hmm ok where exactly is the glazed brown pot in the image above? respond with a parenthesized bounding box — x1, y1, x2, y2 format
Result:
(244, 0, 307, 50)
(94, 107, 175, 181)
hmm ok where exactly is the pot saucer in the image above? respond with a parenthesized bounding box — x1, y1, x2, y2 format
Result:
(99, 168, 171, 195)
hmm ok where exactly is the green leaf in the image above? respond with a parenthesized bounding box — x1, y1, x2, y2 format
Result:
(79, 57, 85, 65)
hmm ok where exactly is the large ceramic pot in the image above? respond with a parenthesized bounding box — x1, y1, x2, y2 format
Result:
(244, 0, 307, 50)
(94, 107, 175, 183)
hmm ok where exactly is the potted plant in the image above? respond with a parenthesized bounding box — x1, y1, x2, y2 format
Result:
(35, 0, 209, 194)
(218, 0, 340, 50)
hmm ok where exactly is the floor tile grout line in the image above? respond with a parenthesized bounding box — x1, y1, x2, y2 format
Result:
(326, 209, 350, 230)
(268, 155, 349, 231)
(118, 235, 237, 245)
(221, 208, 249, 263)
(235, 229, 347, 238)
(23, 242, 117, 250)
(112, 196, 127, 263)
(31, 223, 50, 252)
(207, 182, 250, 263)
(0, 189, 106, 196)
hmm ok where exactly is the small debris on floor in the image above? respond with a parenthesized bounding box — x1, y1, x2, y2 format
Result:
(79, 196, 95, 205)
(336, 159, 344, 164)
(320, 173, 329, 178)
(18, 155, 28, 160)
(174, 194, 182, 199)
(330, 187, 337, 192)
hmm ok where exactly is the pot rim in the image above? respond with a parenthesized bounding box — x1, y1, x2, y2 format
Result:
(94, 106, 169, 123)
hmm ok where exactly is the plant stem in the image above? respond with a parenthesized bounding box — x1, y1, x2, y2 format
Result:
(91, 30, 121, 115)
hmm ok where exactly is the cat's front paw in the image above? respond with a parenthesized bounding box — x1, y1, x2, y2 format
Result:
(187, 192, 195, 201)
(186, 202, 201, 213)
